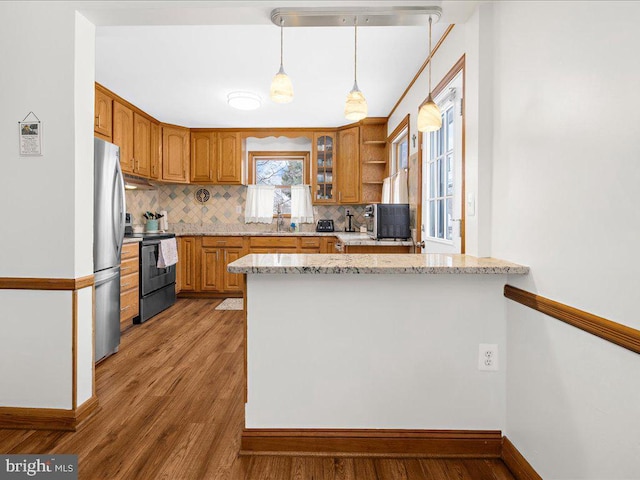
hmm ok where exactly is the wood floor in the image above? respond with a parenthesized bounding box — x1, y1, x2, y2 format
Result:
(0, 299, 516, 479)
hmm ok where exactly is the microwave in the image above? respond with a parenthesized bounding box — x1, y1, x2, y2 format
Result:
(364, 204, 411, 240)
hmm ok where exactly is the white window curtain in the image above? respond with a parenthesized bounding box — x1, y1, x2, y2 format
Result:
(290, 185, 314, 224)
(381, 169, 408, 204)
(392, 169, 409, 203)
(244, 185, 275, 223)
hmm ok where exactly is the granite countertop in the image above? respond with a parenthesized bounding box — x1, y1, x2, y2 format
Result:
(227, 253, 529, 275)
(123, 237, 142, 244)
(173, 230, 414, 247)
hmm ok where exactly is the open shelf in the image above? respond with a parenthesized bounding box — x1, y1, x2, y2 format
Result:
(363, 161, 387, 164)
(362, 140, 386, 145)
(363, 181, 384, 185)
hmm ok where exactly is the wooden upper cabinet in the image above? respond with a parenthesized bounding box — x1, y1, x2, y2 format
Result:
(112, 101, 135, 174)
(191, 131, 217, 183)
(162, 125, 190, 183)
(150, 121, 162, 180)
(133, 113, 151, 177)
(312, 132, 337, 204)
(94, 87, 113, 140)
(337, 126, 360, 204)
(217, 132, 243, 184)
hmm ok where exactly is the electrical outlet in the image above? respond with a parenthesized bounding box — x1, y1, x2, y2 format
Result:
(478, 344, 498, 371)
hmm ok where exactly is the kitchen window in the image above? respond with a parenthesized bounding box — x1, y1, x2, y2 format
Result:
(248, 151, 310, 215)
(389, 115, 410, 175)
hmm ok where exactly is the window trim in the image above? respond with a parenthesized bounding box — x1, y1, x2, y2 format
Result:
(387, 115, 410, 175)
(248, 150, 311, 217)
(248, 151, 311, 186)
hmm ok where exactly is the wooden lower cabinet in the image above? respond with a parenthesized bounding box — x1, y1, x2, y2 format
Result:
(177, 236, 245, 295)
(120, 243, 140, 329)
(322, 237, 339, 253)
(343, 244, 412, 254)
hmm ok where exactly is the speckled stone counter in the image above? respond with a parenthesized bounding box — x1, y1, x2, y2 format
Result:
(123, 237, 142, 244)
(228, 253, 529, 275)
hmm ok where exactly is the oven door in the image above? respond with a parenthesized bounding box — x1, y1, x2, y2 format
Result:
(141, 242, 176, 296)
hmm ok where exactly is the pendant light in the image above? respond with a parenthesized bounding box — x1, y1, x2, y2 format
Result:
(417, 15, 442, 132)
(344, 18, 368, 121)
(270, 18, 294, 103)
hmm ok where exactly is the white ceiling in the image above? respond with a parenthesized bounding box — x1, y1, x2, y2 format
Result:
(86, 1, 478, 128)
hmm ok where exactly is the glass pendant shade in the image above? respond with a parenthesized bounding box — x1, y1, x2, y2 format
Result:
(344, 84, 368, 121)
(270, 66, 294, 103)
(417, 95, 442, 132)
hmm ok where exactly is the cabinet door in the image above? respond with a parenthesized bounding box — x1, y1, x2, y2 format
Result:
(201, 247, 221, 291)
(222, 248, 243, 292)
(94, 88, 113, 139)
(162, 125, 190, 183)
(133, 113, 151, 177)
(113, 101, 134, 174)
(150, 121, 161, 180)
(312, 132, 337, 204)
(191, 131, 217, 183)
(178, 237, 197, 292)
(337, 126, 360, 204)
(322, 237, 338, 253)
(217, 132, 242, 184)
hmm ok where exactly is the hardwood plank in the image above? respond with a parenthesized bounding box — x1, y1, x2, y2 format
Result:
(375, 458, 409, 480)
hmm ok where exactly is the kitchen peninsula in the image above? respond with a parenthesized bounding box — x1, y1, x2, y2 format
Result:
(229, 253, 528, 442)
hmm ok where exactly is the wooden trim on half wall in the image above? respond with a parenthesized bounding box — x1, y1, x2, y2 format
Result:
(504, 285, 640, 355)
(0, 396, 98, 432)
(241, 429, 503, 458)
(501, 437, 543, 480)
(0, 275, 94, 291)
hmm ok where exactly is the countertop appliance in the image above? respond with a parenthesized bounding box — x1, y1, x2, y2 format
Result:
(125, 231, 177, 323)
(94, 138, 125, 362)
(364, 203, 411, 240)
(316, 219, 334, 232)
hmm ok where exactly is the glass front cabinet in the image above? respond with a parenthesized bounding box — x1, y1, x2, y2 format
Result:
(312, 132, 336, 204)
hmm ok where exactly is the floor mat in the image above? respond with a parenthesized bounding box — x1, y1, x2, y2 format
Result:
(215, 298, 243, 310)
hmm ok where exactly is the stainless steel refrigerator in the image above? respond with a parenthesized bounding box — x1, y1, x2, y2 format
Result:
(94, 138, 125, 362)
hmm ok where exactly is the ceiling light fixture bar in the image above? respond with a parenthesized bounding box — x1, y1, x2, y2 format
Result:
(270, 6, 442, 28)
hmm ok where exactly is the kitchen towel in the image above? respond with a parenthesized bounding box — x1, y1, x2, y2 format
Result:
(157, 238, 178, 268)
(290, 185, 314, 224)
(245, 185, 275, 223)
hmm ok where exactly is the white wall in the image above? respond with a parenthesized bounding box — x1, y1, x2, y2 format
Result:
(246, 273, 509, 429)
(489, 2, 640, 478)
(0, 291, 73, 409)
(0, 3, 95, 410)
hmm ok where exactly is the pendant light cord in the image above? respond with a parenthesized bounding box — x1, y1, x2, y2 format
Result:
(280, 18, 284, 69)
(428, 15, 433, 93)
(354, 18, 358, 86)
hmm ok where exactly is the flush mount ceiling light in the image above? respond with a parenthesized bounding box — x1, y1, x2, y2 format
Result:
(227, 91, 262, 110)
(344, 18, 367, 121)
(270, 18, 294, 103)
(417, 15, 443, 132)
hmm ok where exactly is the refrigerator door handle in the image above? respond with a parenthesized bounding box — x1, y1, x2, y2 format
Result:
(94, 267, 120, 287)
(112, 159, 126, 257)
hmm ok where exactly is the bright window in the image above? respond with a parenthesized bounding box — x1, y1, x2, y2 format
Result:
(389, 115, 410, 175)
(249, 152, 309, 215)
(426, 104, 455, 241)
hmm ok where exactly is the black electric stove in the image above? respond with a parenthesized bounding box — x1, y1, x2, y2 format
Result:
(123, 231, 177, 323)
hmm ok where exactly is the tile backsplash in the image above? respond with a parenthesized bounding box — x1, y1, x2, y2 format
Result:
(126, 184, 366, 232)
